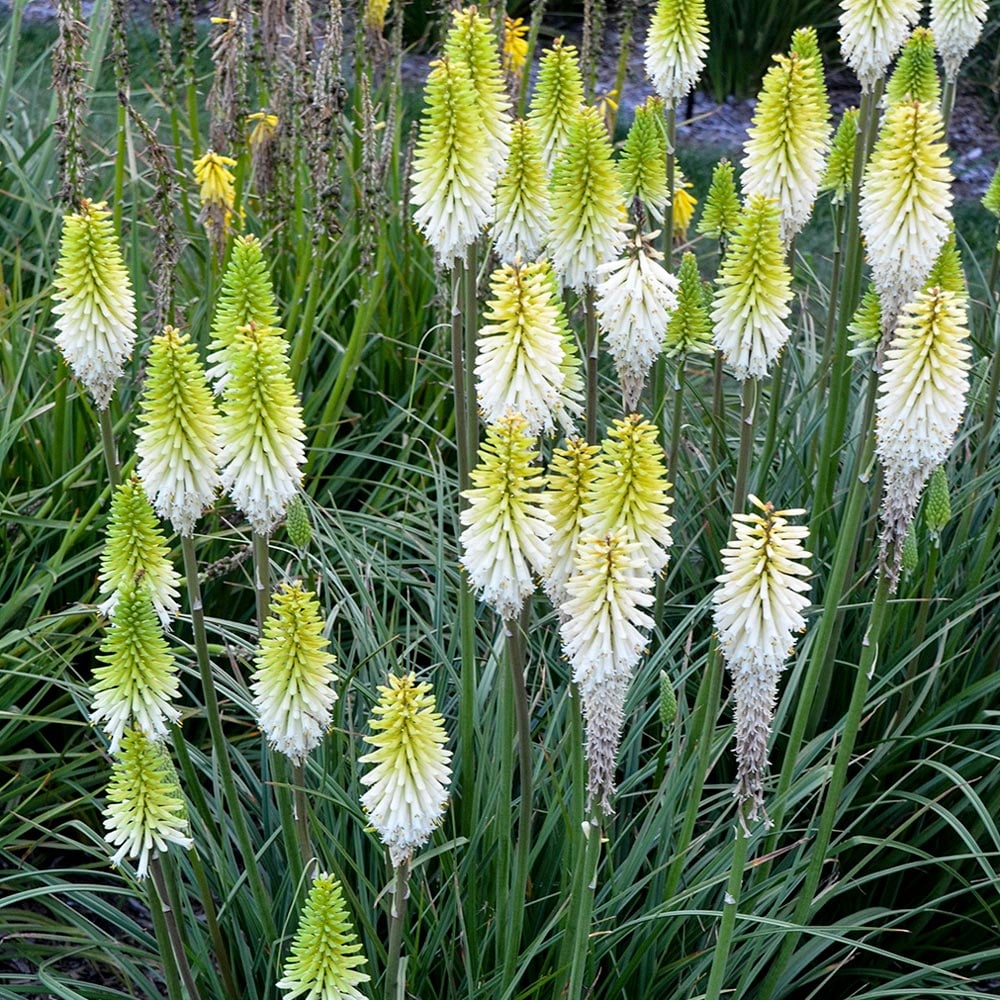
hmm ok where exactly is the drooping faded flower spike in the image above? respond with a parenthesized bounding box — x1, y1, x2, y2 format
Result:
(410, 57, 495, 264)
(560, 532, 654, 812)
(581, 414, 674, 576)
(541, 436, 601, 608)
(277, 873, 371, 1000)
(359, 673, 452, 868)
(206, 234, 283, 391)
(444, 6, 512, 170)
(98, 477, 181, 627)
(595, 233, 679, 410)
(876, 286, 971, 586)
(644, 0, 709, 106)
(251, 583, 338, 764)
(618, 97, 669, 222)
(548, 106, 628, 293)
(476, 259, 576, 435)
(741, 35, 831, 245)
(460, 414, 552, 620)
(103, 728, 192, 878)
(713, 497, 811, 828)
(52, 200, 136, 410)
(840, 0, 921, 93)
(218, 324, 306, 535)
(931, 0, 988, 81)
(859, 99, 953, 332)
(711, 195, 793, 381)
(91, 585, 180, 753)
(492, 120, 551, 264)
(664, 251, 714, 358)
(527, 37, 585, 170)
(136, 327, 221, 537)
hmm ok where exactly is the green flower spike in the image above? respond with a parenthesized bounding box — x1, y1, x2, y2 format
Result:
(541, 436, 601, 608)
(618, 96, 669, 221)
(848, 284, 883, 357)
(885, 28, 940, 106)
(411, 57, 495, 264)
(444, 6, 512, 170)
(931, 0, 988, 82)
(218, 324, 306, 536)
(285, 494, 312, 548)
(697, 159, 741, 242)
(52, 199, 137, 409)
(359, 673, 453, 868)
(741, 35, 831, 244)
(926, 234, 968, 299)
(582, 414, 675, 576)
(460, 414, 553, 620)
(276, 873, 370, 1000)
(859, 99, 953, 332)
(840, 0, 921, 93)
(251, 582, 338, 764)
(711, 194, 793, 381)
(820, 107, 860, 205)
(644, 0, 709, 105)
(549, 105, 628, 292)
(664, 251, 713, 358)
(136, 326, 221, 537)
(98, 476, 181, 628)
(476, 258, 580, 435)
(492, 119, 551, 263)
(527, 37, 585, 170)
(92, 584, 180, 753)
(103, 728, 191, 879)
(901, 520, 919, 575)
(983, 161, 1000, 218)
(659, 669, 677, 728)
(924, 464, 952, 539)
(206, 234, 283, 391)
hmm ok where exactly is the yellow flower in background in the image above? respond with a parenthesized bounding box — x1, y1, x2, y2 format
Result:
(503, 15, 529, 74)
(364, 0, 390, 33)
(672, 180, 697, 241)
(194, 149, 237, 209)
(246, 111, 278, 149)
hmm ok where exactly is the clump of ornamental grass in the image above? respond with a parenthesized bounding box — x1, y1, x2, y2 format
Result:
(711, 194, 793, 381)
(664, 251, 714, 358)
(618, 97, 669, 222)
(277, 874, 370, 1000)
(443, 6, 511, 170)
(102, 728, 191, 878)
(884, 27, 940, 106)
(359, 673, 452, 868)
(251, 583, 338, 764)
(542, 436, 602, 608)
(136, 327, 221, 537)
(876, 285, 971, 585)
(560, 531, 654, 812)
(410, 57, 494, 264)
(644, 0, 709, 106)
(218, 323, 306, 535)
(528, 37, 584, 170)
(713, 497, 811, 828)
(91, 584, 181, 753)
(581, 414, 674, 576)
(98, 477, 181, 627)
(460, 414, 552, 620)
(697, 159, 740, 243)
(930, 0, 988, 81)
(476, 259, 581, 435)
(859, 99, 953, 333)
(493, 120, 550, 263)
(548, 105, 627, 293)
(193, 149, 240, 253)
(820, 107, 860, 205)
(595, 232, 679, 410)
(840, 0, 921, 92)
(741, 33, 831, 245)
(52, 200, 136, 410)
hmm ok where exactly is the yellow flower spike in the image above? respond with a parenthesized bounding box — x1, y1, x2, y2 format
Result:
(503, 15, 529, 75)
(193, 149, 241, 248)
(246, 111, 278, 149)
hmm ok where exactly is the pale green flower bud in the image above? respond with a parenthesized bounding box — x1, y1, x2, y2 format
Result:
(527, 37, 585, 170)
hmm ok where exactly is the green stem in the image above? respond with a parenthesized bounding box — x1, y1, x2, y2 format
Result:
(180, 535, 277, 942)
(585, 285, 599, 445)
(187, 846, 239, 1000)
(941, 76, 957, 136)
(566, 807, 603, 1000)
(384, 861, 410, 1000)
(711, 351, 726, 483)
(820, 201, 847, 376)
(664, 104, 676, 267)
(897, 538, 938, 720)
(754, 356, 784, 495)
(252, 531, 270, 635)
(113, 101, 127, 233)
(732, 379, 757, 516)
(274, 754, 305, 892)
(667, 356, 685, 481)
(292, 761, 312, 869)
(99, 406, 121, 490)
(703, 823, 751, 1000)
(149, 854, 201, 1000)
(464, 243, 480, 480)
(760, 572, 893, 998)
